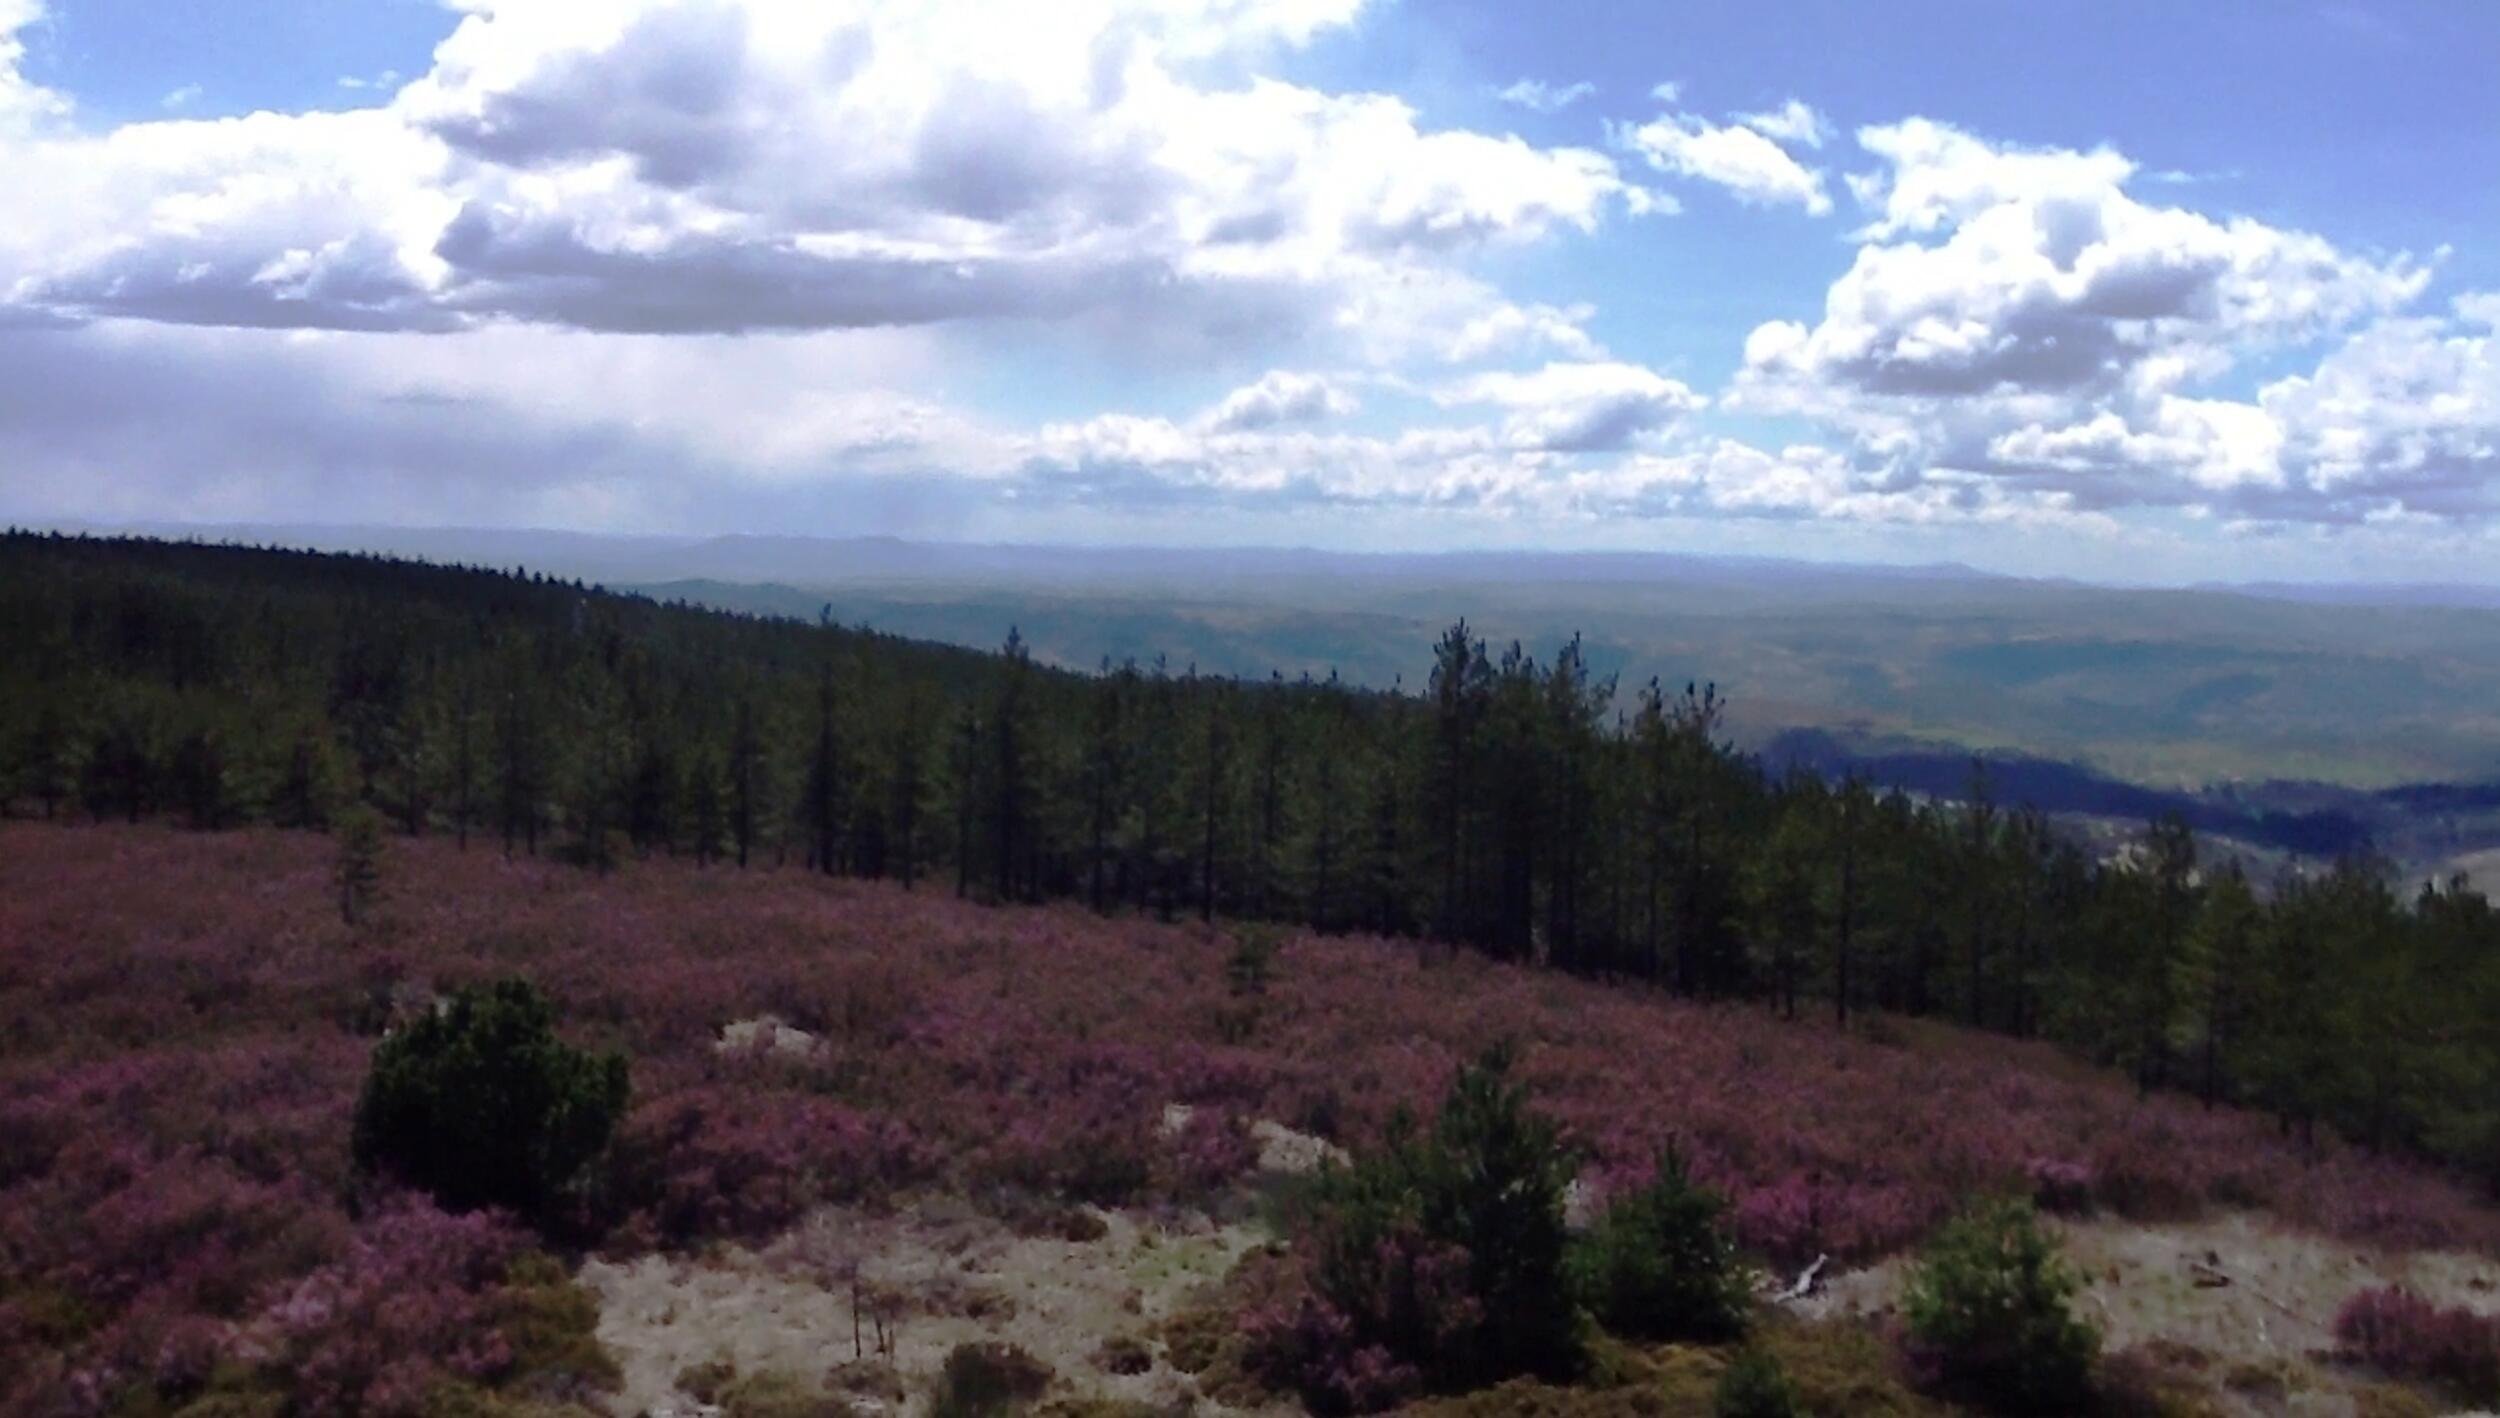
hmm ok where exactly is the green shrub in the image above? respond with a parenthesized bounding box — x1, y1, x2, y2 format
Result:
(1901, 1197, 2097, 1414)
(351, 979, 628, 1222)
(1275, 1043, 1584, 1403)
(1713, 1347, 1803, 1418)
(1569, 1145, 1751, 1343)
(674, 1358, 849, 1418)
(931, 1342, 1054, 1418)
(1225, 927, 1279, 996)
(1417, 1044, 1583, 1385)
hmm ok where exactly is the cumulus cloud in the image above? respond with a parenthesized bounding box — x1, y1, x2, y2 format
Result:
(1617, 102, 1831, 214)
(1012, 399, 2110, 530)
(0, 0, 68, 133)
(0, 106, 461, 331)
(1202, 370, 1359, 431)
(1715, 118, 2500, 530)
(1491, 79, 1595, 113)
(5, 1, 2495, 549)
(1440, 300, 1602, 362)
(1437, 359, 1703, 451)
(1562, 438, 2107, 527)
(2249, 297, 2500, 521)
(0, 0, 1651, 353)
(1736, 99, 1829, 149)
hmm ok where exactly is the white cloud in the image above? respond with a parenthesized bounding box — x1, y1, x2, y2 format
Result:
(1736, 99, 1829, 149)
(1732, 119, 2454, 529)
(1437, 359, 1703, 451)
(0, 106, 461, 330)
(4, 4, 2494, 550)
(0, 0, 68, 134)
(1617, 105, 1831, 214)
(2252, 299, 2500, 520)
(1440, 300, 1602, 362)
(0, 0, 1650, 355)
(160, 84, 203, 112)
(1744, 120, 2424, 405)
(1492, 78, 1594, 113)
(1568, 438, 2105, 526)
(1201, 369, 1359, 430)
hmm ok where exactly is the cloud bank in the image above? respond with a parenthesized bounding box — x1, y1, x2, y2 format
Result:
(0, 0, 2494, 559)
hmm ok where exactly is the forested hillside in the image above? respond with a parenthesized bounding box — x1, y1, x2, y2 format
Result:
(4, 530, 2496, 1191)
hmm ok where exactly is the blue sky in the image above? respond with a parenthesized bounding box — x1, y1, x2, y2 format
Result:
(2, 0, 2497, 582)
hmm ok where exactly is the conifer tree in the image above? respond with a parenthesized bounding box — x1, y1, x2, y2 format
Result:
(728, 694, 763, 869)
(888, 698, 932, 891)
(806, 663, 845, 876)
(334, 802, 386, 926)
(1195, 673, 1234, 923)
(685, 751, 727, 867)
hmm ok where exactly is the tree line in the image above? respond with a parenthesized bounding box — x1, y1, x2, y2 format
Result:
(3, 530, 2495, 1191)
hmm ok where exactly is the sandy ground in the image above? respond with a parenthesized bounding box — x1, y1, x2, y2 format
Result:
(589, 1199, 2500, 1417)
(585, 1198, 1274, 1418)
(587, 1096, 1334, 1418)
(596, 1081, 2499, 1417)
(1792, 1210, 2500, 1416)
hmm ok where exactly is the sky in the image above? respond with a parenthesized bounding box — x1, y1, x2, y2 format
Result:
(3, 0, 2499, 583)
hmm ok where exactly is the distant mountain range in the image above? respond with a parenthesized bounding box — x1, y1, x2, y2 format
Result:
(26, 518, 2500, 610)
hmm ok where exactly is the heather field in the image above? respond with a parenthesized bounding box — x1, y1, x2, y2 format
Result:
(3, 822, 2496, 1416)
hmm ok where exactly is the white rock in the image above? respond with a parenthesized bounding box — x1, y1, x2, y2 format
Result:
(716, 1015, 819, 1058)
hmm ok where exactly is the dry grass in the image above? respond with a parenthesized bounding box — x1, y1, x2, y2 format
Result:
(586, 1200, 1272, 1417)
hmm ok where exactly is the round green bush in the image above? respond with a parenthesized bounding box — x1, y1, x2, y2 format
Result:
(1569, 1145, 1751, 1343)
(1902, 1196, 2098, 1414)
(1713, 1346, 1802, 1418)
(351, 978, 628, 1221)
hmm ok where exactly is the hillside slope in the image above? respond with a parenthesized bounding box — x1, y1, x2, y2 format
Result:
(3, 824, 2494, 1414)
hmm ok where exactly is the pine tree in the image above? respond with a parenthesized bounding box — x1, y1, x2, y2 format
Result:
(1194, 674, 1234, 923)
(20, 702, 71, 820)
(685, 751, 727, 866)
(728, 694, 762, 869)
(1960, 760, 1999, 1028)
(334, 803, 386, 926)
(169, 725, 233, 831)
(448, 669, 479, 849)
(1083, 660, 1127, 912)
(888, 699, 931, 890)
(805, 663, 846, 876)
(1252, 671, 1288, 920)
(2126, 813, 2198, 1095)
(2182, 859, 2262, 1107)
(1427, 622, 1487, 946)
(988, 630, 1034, 902)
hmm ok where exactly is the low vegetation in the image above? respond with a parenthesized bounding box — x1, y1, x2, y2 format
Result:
(2333, 1284, 2500, 1407)
(351, 978, 629, 1224)
(1570, 1145, 1753, 1345)
(1248, 1046, 1583, 1411)
(7, 533, 2498, 1198)
(4, 821, 2496, 1413)
(1711, 1347, 1803, 1418)
(1899, 1197, 2098, 1413)
(931, 1341, 1056, 1418)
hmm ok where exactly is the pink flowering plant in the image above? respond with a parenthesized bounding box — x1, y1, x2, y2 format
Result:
(5, 823, 2499, 1412)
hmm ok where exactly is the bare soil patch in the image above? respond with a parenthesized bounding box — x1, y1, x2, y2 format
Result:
(585, 1197, 1277, 1417)
(1794, 1210, 2500, 1415)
